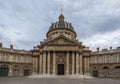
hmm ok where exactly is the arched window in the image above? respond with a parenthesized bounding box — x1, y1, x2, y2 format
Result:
(1, 53, 7, 61)
(65, 32, 67, 34)
(13, 55, 19, 62)
(56, 32, 58, 34)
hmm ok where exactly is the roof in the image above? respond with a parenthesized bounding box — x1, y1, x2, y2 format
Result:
(47, 14, 76, 35)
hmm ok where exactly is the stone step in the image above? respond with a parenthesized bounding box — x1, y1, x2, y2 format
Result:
(28, 75, 94, 79)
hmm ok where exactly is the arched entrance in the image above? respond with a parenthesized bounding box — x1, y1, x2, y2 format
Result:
(0, 65, 9, 77)
(103, 66, 109, 77)
(115, 66, 120, 77)
(57, 64, 64, 75)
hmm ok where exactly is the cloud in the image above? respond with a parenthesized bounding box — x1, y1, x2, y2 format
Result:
(81, 29, 120, 50)
(92, 16, 120, 33)
(0, 0, 120, 50)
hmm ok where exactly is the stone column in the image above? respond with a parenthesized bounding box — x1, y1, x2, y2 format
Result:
(66, 51, 69, 75)
(9, 64, 12, 76)
(86, 57, 90, 75)
(80, 54, 83, 74)
(53, 51, 56, 75)
(10, 54, 13, 62)
(32, 57, 35, 74)
(33, 57, 37, 74)
(72, 51, 75, 74)
(20, 65, 23, 76)
(84, 58, 87, 74)
(76, 52, 79, 74)
(34, 57, 38, 74)
(0, 53, 1, 61)
(39, 53, 42, 74)
(47, 51, 50, 74)
(43, 51, 46, 74)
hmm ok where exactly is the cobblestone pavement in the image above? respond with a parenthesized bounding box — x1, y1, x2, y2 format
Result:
(0, 77, 120, 84)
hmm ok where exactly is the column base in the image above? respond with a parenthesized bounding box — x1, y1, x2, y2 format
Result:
(75, 73, 79, 75)
(84, 73, 90, 75)
(8, 71, 13, 76)
(43, 73, 47, 75)
(65, 74, 70, 76)
(47, 73, 50, 75)
(32, 72, 38, 75)
(19, 74, 23, 76)
(53, 72, 56, 75)
(8, 73, 13, 76)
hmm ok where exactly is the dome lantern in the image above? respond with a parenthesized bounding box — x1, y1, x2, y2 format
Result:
(59, 14, 65, 22)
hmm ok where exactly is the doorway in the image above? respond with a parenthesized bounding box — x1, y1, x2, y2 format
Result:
(92, 70, 98, 77)
(57, 64, 64, 75)
(24, 69, 30, 76)
(0, 65, 9, 77)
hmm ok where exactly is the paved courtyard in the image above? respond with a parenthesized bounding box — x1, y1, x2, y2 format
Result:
(0, 77, 120, 84)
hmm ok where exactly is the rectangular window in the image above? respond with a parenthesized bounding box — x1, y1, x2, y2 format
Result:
(102, 56, 105, 63)
(102, 55, 108, 63)
(94, 56, 97, 63)
(90, 57, 93, 63)
(24, 56, 29, 63)
(105, 55, 109, 63)
(0, 53, 2, 61)
(1, 53, 7, 61)
(13, 55, 19, 62)
(119, 55, 120, 62)
(117, 54, 120, 62)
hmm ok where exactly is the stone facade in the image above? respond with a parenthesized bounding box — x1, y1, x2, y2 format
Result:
(90, 47, 120, 77)
(0, 14, 120, 77)
(0, 44, 32, 76)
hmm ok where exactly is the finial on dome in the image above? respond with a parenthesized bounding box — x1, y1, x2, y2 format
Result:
(59, 9, 65, 21)
(61, 8, 63, 14)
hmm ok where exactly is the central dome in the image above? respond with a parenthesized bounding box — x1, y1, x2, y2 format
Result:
(49, 14, 75, 31)
(46, 14, 77, 39)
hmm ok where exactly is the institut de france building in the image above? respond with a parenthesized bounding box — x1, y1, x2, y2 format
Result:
(0, 14, 120, 77)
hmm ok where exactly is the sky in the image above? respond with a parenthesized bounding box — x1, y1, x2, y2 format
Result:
(0, 0, 120, 51)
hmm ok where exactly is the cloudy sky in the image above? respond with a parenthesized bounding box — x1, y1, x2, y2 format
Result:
(0, 0, 120, 51)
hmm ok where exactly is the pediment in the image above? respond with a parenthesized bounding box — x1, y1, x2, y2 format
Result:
(42, 36, 80, 45)
(49, 38, 73, 44)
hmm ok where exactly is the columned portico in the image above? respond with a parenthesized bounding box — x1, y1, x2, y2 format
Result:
(40, 50, 84, 75)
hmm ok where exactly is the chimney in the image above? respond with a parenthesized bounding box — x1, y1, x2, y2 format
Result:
(0, 43, 2, 47)
(110, 46, 112, 50)
(97, 47, 99, 52)
(10, 44, 13, 49)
